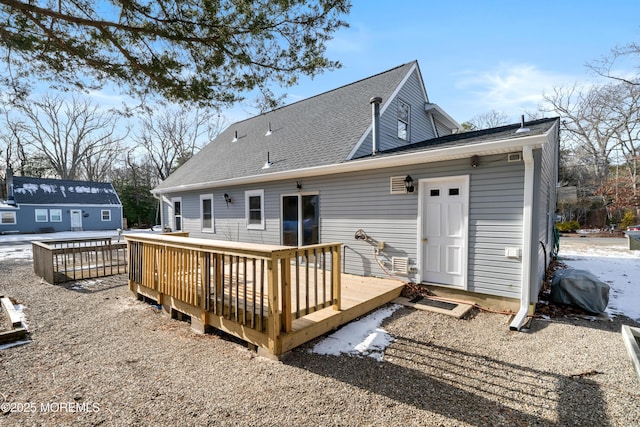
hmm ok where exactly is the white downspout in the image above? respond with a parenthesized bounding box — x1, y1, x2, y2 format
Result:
(510, 145, 534, 331)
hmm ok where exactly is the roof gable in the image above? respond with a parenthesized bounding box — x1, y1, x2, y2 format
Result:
(155, 62, 419, 191)
(12, 176, 121, 205)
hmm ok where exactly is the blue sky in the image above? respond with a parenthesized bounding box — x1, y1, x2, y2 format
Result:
(226, 0, 640, 125)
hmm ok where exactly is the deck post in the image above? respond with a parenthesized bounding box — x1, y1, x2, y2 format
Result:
(266, 258, 281, 355)
(332, 244, 341, 311)
(280, 257, 292, 333)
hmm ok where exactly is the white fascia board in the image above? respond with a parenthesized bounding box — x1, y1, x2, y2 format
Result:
(152, 132, 549, 195)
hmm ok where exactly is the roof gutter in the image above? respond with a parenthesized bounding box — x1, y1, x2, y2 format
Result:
(152, 132, 549, 195)
(509, 144, 535, 331)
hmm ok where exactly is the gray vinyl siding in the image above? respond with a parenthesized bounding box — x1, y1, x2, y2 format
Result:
(352, 69, 437, 159)
(468, 159, 524, 298)
(433, 116, 454, 137)
(162, 152, 528, 299)
(530, 126, 560, 301)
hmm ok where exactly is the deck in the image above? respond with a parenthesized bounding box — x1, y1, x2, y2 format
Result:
(125, 234, 405, 358)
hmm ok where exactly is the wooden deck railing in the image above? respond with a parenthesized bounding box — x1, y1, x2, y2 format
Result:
(125, 234, 342, 355)
(33, 237, 127, 284)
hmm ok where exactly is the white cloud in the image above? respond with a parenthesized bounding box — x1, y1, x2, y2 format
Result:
(454, 63, 579, 118)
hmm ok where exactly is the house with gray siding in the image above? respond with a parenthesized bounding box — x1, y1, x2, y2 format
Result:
(0, 169, 123, 234)
(151, 61, 560, 330)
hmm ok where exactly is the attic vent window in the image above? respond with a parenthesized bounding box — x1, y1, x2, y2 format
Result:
(508, 153, 522, 162)
(390, 176, 410, 194)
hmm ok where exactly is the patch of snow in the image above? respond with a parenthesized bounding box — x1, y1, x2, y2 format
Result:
(14, 183, 38, 195)
(60, 185, 67, 197)
(39, 184, 56, 193)
(559, 244, 640, 321)
(311, 304, 401, 361)
(13, 304, 28, 329)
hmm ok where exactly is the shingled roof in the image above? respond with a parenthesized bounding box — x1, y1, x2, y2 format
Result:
(362, 117, 560, 160)
(154, 62, 418, 192)
(12, 176, 121, 205)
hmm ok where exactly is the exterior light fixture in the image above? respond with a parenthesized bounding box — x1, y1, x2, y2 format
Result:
(296, 181, 302, 190)
(224, 193, 232, 206)
(471, 155, 479, 168)
(404, 175, 415, 193)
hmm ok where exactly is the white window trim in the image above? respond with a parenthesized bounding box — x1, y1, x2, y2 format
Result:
(50, 209, 62, 222)
(35, 208, 48, 222)
(101, 209, 111, 221)
(245, 189, 265, 230)
(171, 197, 183, 231)
(1, 211, 17, 225)
(200, 194, 214, 233)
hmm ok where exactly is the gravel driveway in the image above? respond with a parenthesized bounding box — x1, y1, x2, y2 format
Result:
(1, 256, 639, 426)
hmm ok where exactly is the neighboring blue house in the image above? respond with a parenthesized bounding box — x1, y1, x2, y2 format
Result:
(0, 169, 123, 234)
(151, 61, 560, 330)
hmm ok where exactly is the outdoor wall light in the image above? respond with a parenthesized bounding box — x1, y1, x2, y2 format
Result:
(471, 155, 479, 168)
(224, 193, 232, 206)
(404, 175, 415, 193)
(296, 181, 302, 190)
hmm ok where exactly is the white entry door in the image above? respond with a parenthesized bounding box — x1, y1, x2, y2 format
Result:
(419, 176, 469, 287)
(70, 209, 83, 230)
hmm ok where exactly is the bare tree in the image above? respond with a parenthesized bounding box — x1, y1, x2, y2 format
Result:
(14, 95, 126, 180)
(542, 83, 622, 184)
(587, 42, 640, 87)
(134, 107, 227, 181)
(607, 81, 640, 212)
(460, 110, 510, 132)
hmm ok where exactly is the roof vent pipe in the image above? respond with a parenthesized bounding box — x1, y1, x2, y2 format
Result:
(370, 96, 382, 155)
(515, 115, 530, 134)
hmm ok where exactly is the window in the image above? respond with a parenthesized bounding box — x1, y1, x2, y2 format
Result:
(245, 189, 265, 230)
(50, 209, 62, 222)
(397, 100, 410, 140)
(35, 209, 48, 222)
(282, 194, 319, 246)
(101, 210, 111, 221)
(1, 212, 16, 225)
(172, 198, 182, 231)
(200, 194, 214, 232)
